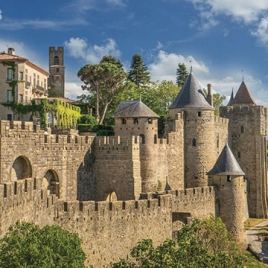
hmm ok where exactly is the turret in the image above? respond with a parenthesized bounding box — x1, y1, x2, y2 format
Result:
(208, 143, 248, 243)
(113, 100, 160, 192)
(220, 81, 268, 218)
(170, 72, 225, 188)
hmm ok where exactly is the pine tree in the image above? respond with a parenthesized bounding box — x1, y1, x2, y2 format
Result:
(176, 63, 188, 87)
(127, 54, 150, 87)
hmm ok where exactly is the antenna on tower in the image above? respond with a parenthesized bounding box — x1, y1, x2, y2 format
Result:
(241, 70, 244, 82)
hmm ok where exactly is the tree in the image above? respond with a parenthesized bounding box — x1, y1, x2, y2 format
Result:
(77, 59, 126, 124)
(112, 217, 247, 268)
(0, 221, 86, 268)
(127, 54, 150, 87)
(203, 89, 226, 116)
(100, 55, 124, 70)
(176, 63, 188, 87)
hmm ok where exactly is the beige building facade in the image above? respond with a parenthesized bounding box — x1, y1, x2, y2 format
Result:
(0, 48, 49, 121)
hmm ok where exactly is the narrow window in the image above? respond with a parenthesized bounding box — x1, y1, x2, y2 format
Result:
(7, 114, 12, 121)
(198, 111, 202, 117)
(56, 68, 59, 73)
(148, 118, 152, 124)
(140, 134, 145, 144)
(19, 72, 23, 80)
(54, 56, 59, 65)
(134, 118, 139, 124)
(154, 134, 157, 144)
(121, 118, 126, 124)
(192, 138, 196, 146)
(19, 94, 23, 103)
(7, 90, 13, 102)
(227, 175, 231, 182)
(238, 152, 241, 158)
(241, 126, 244, 133)
(7, 68, 13, 81)
(217, 135, 219, 148)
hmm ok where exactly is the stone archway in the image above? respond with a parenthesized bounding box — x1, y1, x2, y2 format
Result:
(43, 169, 60, 197)
(11, 156, 32, 181)
(106, 191, 117, 202)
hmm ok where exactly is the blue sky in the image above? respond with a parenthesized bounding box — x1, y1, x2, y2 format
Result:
(1, 0, 268, 106)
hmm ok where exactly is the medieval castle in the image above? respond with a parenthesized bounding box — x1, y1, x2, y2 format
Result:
(0, 47, 267, 267)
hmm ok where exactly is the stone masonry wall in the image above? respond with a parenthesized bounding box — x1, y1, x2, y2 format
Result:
(220, 105, 268, 218)
(0, 120, 94, 201)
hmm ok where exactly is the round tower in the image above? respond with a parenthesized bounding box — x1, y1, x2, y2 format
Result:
(169, 72, 216, 188)
(113, 100, 160, 192)
(208, 143, 248, 243)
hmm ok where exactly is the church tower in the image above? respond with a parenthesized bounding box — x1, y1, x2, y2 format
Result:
(48, 46, 65, 97)
(220, 82, 268, 218)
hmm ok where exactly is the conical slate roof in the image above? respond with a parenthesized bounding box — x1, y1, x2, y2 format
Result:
(227, 89, 234, 106)
(113, 100, 159, 118)
(207, 143, 245, 176)
(231, 81, 256, 106)
(170, 72, 214, 110)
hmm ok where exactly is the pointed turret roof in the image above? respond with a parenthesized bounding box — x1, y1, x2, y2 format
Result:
(207, 143, 245, 176)
(227, 89, 234, 106)
(170, 72, 214, 110)
(231, 81, 256, 106)
(113, 100, 159, 118)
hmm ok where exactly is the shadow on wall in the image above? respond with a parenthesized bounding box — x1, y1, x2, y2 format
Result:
(76, 143, 96, 201)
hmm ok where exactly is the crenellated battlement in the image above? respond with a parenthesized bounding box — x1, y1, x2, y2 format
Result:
(220, 105, 268, 117)
(55, 194, 171, 220)
(214, 116, 228, 124)
(0, 178, 58, 209)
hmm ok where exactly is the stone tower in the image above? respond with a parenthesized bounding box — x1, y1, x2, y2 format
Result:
(169, 71, 218, 188)
(208, 143, 248, 242)
(220, 82, 268, 218)
(48, 46, 65, 97)
(113, 100, 160, 192)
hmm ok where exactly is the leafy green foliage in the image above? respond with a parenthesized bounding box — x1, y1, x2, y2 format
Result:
(0, 221, 86, 268)
(176, 63, 188, 87)
(112, 217, 247, 268)
(77, 57, 126, 124)
(127, 54, 150, 87)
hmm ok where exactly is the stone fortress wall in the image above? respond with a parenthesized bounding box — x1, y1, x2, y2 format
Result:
(0, 118, 217, 267)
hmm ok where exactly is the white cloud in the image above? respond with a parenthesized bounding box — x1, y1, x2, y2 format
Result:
(0, 9, 2, 20)
(148, 50, 209, 83)
(65, 82, 84, 100)
(189, 0, 268, 24)
(65, 38, 121, 63)
(251, 18, 268, 46)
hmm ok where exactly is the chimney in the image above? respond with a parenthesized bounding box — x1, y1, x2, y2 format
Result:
(207, 83, 213, 107)
(8, 48, 15, 55)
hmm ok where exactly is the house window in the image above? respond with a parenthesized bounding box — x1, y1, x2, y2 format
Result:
(7, 68, 13, 81)
(19, 94, 23, 103)
(7, 114, 12, 121)
(7, 90, 13, 102)
(148, 118, 152, 124)
(56, 68, 59, 73)
(37, 75, 40, 86)
(134, 118, 139, 124)
(121, 118, 126, 124)
(19, 72, 23, 80)
(198, 111, 202, 117)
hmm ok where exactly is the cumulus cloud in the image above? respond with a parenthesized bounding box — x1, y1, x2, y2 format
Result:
(188, 0, 268, 24)
(64, 37, 121, 63)
(148, 50, 209, 83)
(251, 18, 268, 46)
(0, 9, 2, 20)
